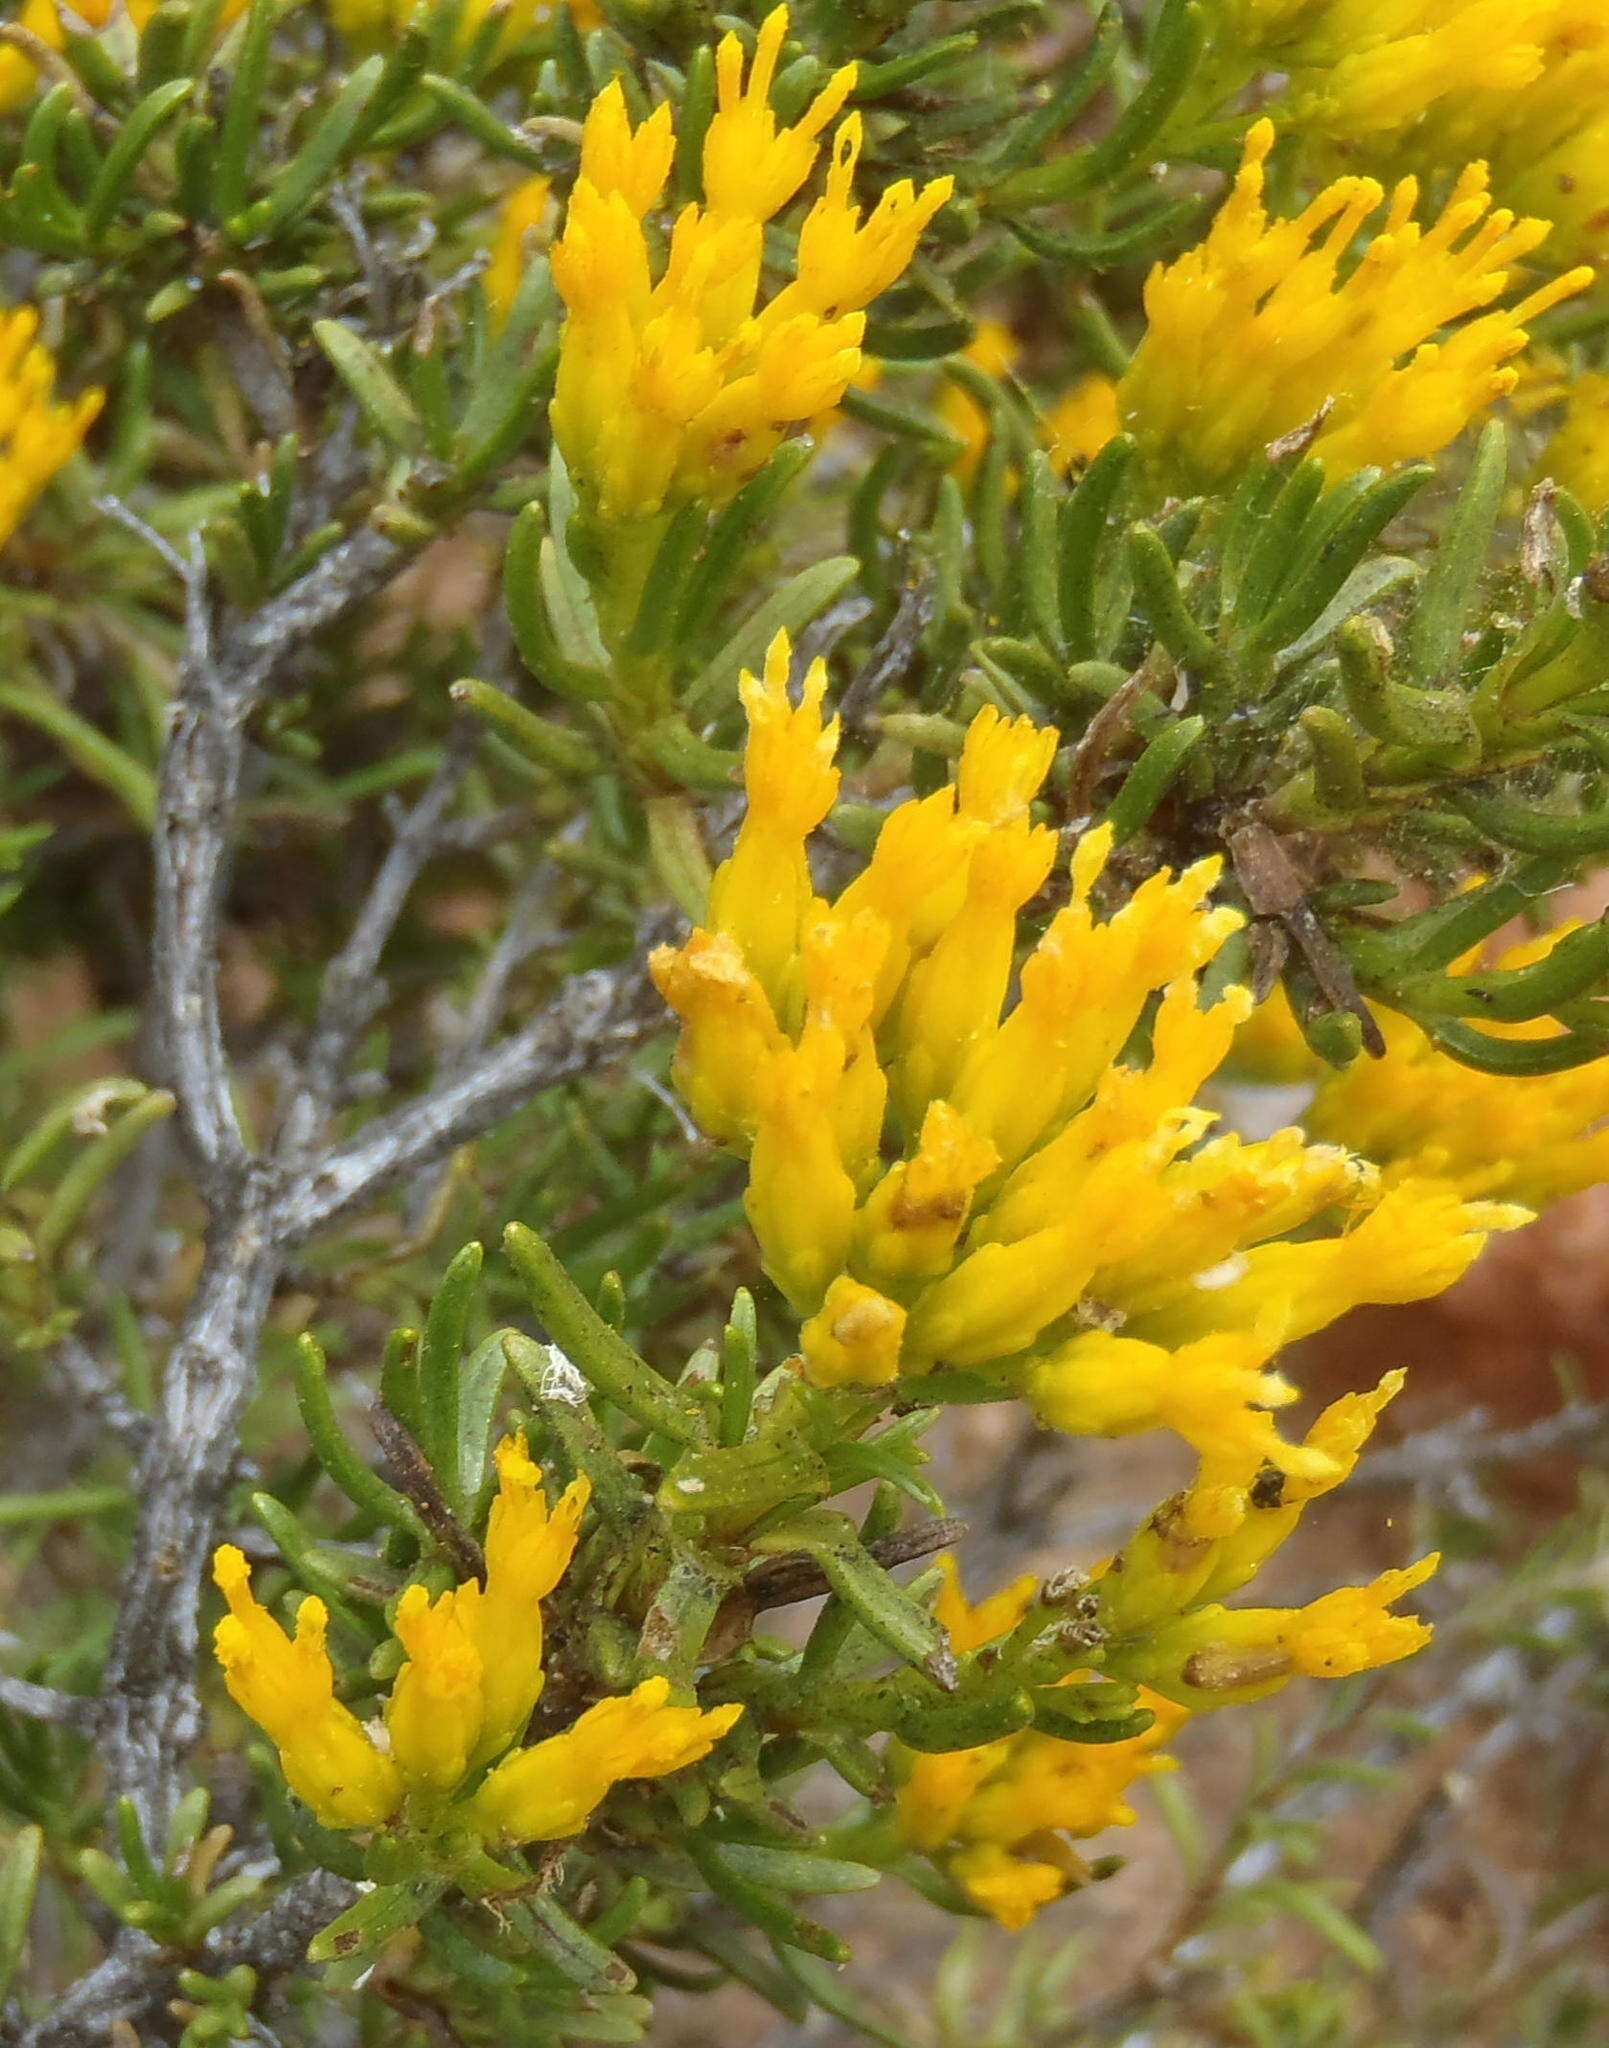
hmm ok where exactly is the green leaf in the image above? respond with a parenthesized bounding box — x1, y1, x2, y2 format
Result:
(0, 1825, 43, 2005)
(0, 682, 157, 827)
(773, 1945, 921, 2048)
(712, 1842, 881, 1895)
(212, 0, 278, 221)
(1104, 715, 1204, 842)
(416, 1240, 484, 1512)
(503, 1224, 702, 1446)
(308, 1879, 447, 1965)
(84, 77, 193, 241)
(36, 1090, 175, 1263)
(684, 1838, 850, 1963)
(230, 56, 385, 241)
(686, 557, 859, 719)
(1409, 419, 1507, 685)
(293, 1334, 422, 1534)
(313, 320, 424, 453)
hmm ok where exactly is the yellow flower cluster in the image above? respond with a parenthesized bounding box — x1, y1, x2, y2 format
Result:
(1305, 970, 1609, 1215)
(548, 7, 952, 521)
(1094, 1367, 1437, 1706)
(212, 1433, 739, 1841)
(1234, 3, 1609, 262)
(0, 2, 250, 108)
(0, 308, 102, 553)
(898, 1366, 1441, 1924)
(652, 632, 1525, 1487)
(1232, 933, 1609, 1212)
(1118, 120, 1591, 490)
(894, 1560, 1186, 1930)
(0, 0, 110, 112)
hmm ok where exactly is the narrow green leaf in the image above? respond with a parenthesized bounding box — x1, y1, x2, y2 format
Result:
(1409, 419, 1507, 684)
(230, 57, 384, 241)
(293, 1334, 423, 1534)
(503, 1225, 701, 1446)
(713, 1843, 881, 1895)
(0, 1826, 43, 2005)
(686, 557, 859, 719)
(416, 1241, 484, 1511)
(84, 78, 193, 241)
(1104, 715, 1205, 842)
(314, 320, 424, 452)
(0, 683, 157, 827)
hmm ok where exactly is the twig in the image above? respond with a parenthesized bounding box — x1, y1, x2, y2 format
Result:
(1351, 1399, 1609, 1488)
(272, 945, 668, 1244)
(276, 723, 479, 1162)
(401, 862, 554, 1228)
(101, 524, 405, 1831)
(51, 1337, 150, 1455)
(13, 1872, 358, 2048)
(369, 1406, 485, 1584)
(0, 1676, 100, 1731)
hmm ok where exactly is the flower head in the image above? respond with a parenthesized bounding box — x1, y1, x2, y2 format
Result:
(548, 7, 950, 520)
(1238, 938, 1609, 1210)
(1119, 120, 1591, 489)
(0, 308, 102, 551)
(212, 1434, 739, 1843)
(212, 1546, 402, 1830)
(1114, 1555, 1440, 1705)
(653, 638, 1521, 1481)
(895, 1559, 1185, 1929)
(1246, 3, 1609, 263)
(1303, 952, 1609, 1210)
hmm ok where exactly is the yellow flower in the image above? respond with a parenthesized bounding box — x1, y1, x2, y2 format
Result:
(1044, 370, 1121, 476)
(470, 1679, 743, 1844)
(1026, 1327, 1333, 1500)
(653, 635, 1523, 1476)
(1118, 119, 1592, 490)
(1094, 1369, 1408, 1641)
(1539, 369, 1609, 510)
(1266, 1, 1569, 137)
(213, 1434, 740, 1842)
(1114, 1554, 1440, 1706)
(548, 7, 951, 520)
(934, 317, 1018, 474)
(0, 308, 102, 552)
(485, 176, 553, 329)
(1247, 4, 1609, 262)
(212, 1547, 402, 1831)
(895, 1559, 1185, 1930)
(1303, 971, 1609, 1212)
(0, 2, 137, 112)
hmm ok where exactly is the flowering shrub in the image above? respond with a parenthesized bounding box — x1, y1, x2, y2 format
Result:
(1, 4, 1606, 2045)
